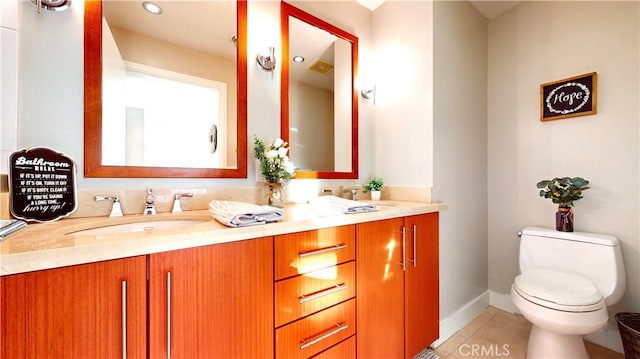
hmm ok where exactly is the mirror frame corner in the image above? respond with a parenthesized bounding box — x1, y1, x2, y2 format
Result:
(280, 1, 359, 180)
(83, 0, 248, 179)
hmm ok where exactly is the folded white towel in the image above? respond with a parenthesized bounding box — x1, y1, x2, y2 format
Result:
(309, 195, 377, 215)
(208, 200, 285, 227)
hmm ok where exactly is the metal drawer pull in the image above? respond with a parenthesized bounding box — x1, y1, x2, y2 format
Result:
(298, 283, 347, 304)
(167, 272, 172, 359)
(408, 224, 417, 267)
(122, 280, 127, 359)
(400, 227, 407, 271)
(299, 244, 347, 257)
(299, 322, 348, 350)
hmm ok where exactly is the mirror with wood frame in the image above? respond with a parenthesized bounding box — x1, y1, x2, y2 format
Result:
(281, 2, 358, 179)
(84, 0, 247, 178)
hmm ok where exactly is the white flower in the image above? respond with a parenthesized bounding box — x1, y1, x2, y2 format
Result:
(266, 149, 278, 158)
(284, 158, 295, 174)
(277, 147, 288, 158)
(273, 138, 284, 148)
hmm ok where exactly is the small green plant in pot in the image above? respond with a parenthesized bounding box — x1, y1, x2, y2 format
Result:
(363, 177, 384, 201)
(536, 177, 590, 232)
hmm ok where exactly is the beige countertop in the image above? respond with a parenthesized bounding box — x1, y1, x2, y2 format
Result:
(0, 200, 447, 276)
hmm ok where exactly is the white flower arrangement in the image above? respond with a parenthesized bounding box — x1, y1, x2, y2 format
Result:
(253, 135, 295, 183)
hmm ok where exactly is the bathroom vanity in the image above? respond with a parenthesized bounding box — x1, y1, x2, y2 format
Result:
(0, 201, 445, 358)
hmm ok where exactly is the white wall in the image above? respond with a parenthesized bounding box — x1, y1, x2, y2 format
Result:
(433, 0, 488, 332)
(1, 0, 18, 175)
(487, 1, 640, 349)
(372, 1, 433, 186)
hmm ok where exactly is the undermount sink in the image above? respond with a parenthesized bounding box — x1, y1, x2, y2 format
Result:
(68, 219, 208, 236)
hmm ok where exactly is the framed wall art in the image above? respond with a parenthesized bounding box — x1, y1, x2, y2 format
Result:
(540, 72, 597, 121)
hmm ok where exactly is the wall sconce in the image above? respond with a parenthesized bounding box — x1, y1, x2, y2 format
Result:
(32, 0, 71, 13)
(256, 47, 276, 72)
(361, 86, 376, 103)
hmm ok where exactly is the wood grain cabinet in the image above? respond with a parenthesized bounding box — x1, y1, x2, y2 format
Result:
(149, 236, 273, 359)
(274, 225, 357, 358)
(356, 213, 439, 359)
(1, 237, 273, 359)
(1, 256, 148, 359)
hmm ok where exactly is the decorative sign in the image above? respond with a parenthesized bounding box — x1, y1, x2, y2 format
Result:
(9, 147, 78, 222)
(540, 72, 597, 121)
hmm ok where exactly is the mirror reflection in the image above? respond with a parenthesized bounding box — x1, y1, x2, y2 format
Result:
(84, 0, 247, 178)
(281, 2, 358, 179)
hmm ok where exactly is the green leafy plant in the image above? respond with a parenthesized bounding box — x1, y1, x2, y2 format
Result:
(537, 177, 590, 208)
(253, 135, 295, 183)
(363, 177, 384, 193)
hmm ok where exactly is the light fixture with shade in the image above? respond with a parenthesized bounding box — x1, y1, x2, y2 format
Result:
(256, 47, 276, 72)
(31, 0, 71, 13)
(142, 1, 163, 15)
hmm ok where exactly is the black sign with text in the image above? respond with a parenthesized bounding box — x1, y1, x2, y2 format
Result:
(541, 72, 597, 121)
(9, 147, 78, 222)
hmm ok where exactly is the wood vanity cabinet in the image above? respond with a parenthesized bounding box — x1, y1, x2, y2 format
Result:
(148, 236, 273, 359)
(1, 256, 148, 359)
(356, 213, 439, 359)
(274, 225, 357, 358)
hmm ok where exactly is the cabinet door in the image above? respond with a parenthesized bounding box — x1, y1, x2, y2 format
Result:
(149, 237, 273, 359)
(1, 272, 29, 358)
(1, 256, 148, 359)
(356, 218, 405, 358)
(405, 213, 439, 358)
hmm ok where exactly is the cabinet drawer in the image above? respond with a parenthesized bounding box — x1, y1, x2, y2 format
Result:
(276, 299, 356, 359)
(276, 261, 355, 327)
(275, 225, 355, 280)
(311, 336, 356, 359)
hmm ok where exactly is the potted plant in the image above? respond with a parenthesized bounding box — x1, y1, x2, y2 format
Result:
(536, 176, 590, 232)
(363, 177, 384, 201)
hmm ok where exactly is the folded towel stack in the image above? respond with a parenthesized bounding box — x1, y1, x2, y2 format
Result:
(208, 200, 285, 227)
(309, 195, 377, 215)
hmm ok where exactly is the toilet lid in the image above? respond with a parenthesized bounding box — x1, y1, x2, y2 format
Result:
(515, 268, 604, 310)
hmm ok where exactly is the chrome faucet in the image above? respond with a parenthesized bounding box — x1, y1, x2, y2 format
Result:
(321, 189, 333, 196)
(343, 188, 359, 201)
(95, 195, 123, 217)
(171, 192, 193, 213)
(143, 188, 157, 216)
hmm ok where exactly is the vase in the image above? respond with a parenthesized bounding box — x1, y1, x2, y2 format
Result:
(370, 191, 381, 201)
(556, 206, 574, 232)
(264, 182, 284, 208)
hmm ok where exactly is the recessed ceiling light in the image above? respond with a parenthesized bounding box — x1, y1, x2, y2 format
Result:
(142, 1, 162, 15)
(292, 56, 305, 63)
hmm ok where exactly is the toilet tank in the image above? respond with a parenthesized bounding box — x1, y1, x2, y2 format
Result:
(519, 226, 626, 305)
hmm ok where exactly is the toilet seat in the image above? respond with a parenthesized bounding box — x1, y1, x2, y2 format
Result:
(514, 268, 604, 312)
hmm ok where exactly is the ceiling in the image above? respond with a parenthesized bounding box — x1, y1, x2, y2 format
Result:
(357, 0, 524, 19)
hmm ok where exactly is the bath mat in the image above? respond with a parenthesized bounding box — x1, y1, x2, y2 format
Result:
(414, 347, 441, 359)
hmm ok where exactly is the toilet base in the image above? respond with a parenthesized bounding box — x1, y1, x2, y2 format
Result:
(527, 325, 589, 359)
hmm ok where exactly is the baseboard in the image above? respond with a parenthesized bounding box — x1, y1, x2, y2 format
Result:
(433, 291, 490, 347)
(488, 290, 624, 353)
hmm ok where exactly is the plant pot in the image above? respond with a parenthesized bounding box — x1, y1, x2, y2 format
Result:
(556, 207, 574, 232)
(264, 182, 284, 208)
(370, 191, 381, 201)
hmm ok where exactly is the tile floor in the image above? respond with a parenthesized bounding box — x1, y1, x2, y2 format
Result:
(433, 306, 625, 359)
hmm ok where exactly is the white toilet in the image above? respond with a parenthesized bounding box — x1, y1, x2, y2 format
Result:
(511, 227, 626, 359)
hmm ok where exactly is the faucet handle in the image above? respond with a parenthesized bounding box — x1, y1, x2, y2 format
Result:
(172, 192, 194, 213)
(95, 195, 123, 217)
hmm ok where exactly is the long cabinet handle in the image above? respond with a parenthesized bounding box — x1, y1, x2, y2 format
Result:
(122, 280, 127, 359)
(299, 322, 348, 350)
(167, 272, 172, 359)
(298, 283, 347, 304)
(408, 224, 417, 267)
(400, 227, 407, 271)
(299, 244, 347, 258)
